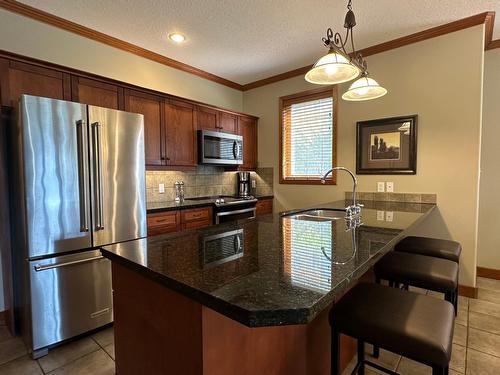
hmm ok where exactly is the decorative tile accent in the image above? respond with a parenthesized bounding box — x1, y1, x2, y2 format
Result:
(345, 191, 437, 204)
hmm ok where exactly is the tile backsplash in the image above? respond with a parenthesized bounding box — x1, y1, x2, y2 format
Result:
(345, 191, 437, 204)
(146, 166, 274, 204)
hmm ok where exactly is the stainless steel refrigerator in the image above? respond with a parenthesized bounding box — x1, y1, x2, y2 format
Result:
(9, 95, 146, 358)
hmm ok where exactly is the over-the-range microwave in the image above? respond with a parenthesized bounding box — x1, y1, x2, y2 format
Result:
(198, 130, 243, 165)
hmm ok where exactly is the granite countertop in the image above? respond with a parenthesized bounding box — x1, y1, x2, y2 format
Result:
(147, 195, 274, 213)
(102, 200, 435, 327)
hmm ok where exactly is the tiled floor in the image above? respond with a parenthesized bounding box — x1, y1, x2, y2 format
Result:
(1, 277, 499, 374)
(342, 277, 500, 375)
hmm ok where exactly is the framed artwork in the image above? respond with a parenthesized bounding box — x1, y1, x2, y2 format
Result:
(356, 115, 417, 174)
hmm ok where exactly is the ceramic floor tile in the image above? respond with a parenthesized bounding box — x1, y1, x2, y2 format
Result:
(455, 306, 468, 326)
(469, 311, 500, 336)
(103, 343, 115, 360)
(467, 327, 500, 358)
(449, 344, 466, 373)
(46, 349, 115, 375)
(466, 348, 500, 375)
(476, 277, 500, 292)
(408, 286, 427, 295)
(457, 296, 469, 312)
(0, 336, 27, 365)
(469, 298, 500, 319)
(91, 327, 114, 348)
(453, 323, 467, 347)
(397, 358, 462, 375)
(364, 345, 401, 372)
(38, 336, 100, 373)
(0, 326, 14, 344)
(477, 288, 500, 305)
(0, 354, 43, 375)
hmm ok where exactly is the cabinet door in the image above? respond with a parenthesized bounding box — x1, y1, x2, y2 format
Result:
(0, 60, 70, 107)
(124, 89, 165, 167)
(197, 106, 218, 131)
(71, 76, 123, 109)
(238, 116, 257, 170)
(219, 112, 238, 134)
(164, 99, 197, 167)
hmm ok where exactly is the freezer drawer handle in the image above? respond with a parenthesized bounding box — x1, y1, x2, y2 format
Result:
(34, 255, 105, 272)
(92, 122, 104, 230)
(90, 307, 111, 319)
(76, 120, 89, 232)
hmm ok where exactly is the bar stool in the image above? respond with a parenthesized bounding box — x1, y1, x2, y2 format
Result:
(330, 283, 454, 375)
(374, 251, 459, 313)
(394, 236, 462, 263)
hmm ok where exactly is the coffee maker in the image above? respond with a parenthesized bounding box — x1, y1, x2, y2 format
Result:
(237, 172, 251, 197)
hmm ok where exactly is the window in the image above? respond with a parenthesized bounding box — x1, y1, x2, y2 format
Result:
(279, 87, 337, 184)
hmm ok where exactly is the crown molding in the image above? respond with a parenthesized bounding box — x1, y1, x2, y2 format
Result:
(243, 11, 496, 91)
(0, 0, 244, 90)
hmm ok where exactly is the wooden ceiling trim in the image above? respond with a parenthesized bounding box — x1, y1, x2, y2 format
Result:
(0, 0, 244, 90)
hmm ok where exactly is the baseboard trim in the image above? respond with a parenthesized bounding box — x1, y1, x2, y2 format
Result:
(477, 267, 500, 281)
(459, 284, 478, 299)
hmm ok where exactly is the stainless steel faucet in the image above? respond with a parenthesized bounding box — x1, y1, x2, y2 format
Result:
(321, 166, 362, 218)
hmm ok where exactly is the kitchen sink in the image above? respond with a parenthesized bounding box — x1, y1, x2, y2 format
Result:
(283, 208, 347, 221)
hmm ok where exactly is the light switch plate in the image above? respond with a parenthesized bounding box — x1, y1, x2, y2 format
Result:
(386, 211, 394, 222)
(159, 183, 165, 194)
(377, 210, 385, 221)
(386, 182, 394, 193)
(377, 182, 385, 192)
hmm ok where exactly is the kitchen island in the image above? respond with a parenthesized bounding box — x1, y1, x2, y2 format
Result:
(101, 200, 435, 375)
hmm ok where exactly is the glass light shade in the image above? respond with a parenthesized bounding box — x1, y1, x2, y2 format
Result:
(305, 50, 361, 85)
(342, 76, 387, 101)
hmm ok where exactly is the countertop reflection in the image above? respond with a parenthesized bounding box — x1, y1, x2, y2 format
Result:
(101, 200, 435, 327)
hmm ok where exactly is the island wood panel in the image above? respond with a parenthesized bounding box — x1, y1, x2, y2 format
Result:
(124, 89, 165, 166)
(71, 76, 123, 109)
(109, 259, 363, 375)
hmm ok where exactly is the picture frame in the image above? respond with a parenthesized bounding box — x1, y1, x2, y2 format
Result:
(356, 115, 418, 175)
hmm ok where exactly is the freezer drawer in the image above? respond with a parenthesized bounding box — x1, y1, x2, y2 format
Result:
(29, 250, 112, 351)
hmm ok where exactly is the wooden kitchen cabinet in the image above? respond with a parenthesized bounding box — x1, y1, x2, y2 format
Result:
(164, 99, 197, 167)
(71, 76, 123, 109)
(124, 89, 165, 167)
(219, 112, 238, 134)
(147, 211, 181, 236)
(0, 59, 70, 106)
(256, 198, 273, 216)
(238, 116, 258, 170)
(181, 207, 213, 230)
(196, 106, 219, 131)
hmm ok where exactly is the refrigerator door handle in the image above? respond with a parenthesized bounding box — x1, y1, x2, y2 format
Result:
(76, 120, 89, 232)
(92, 122, 104, 230)
(33, 255, 105, 272)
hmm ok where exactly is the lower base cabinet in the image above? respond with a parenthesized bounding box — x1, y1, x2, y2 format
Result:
(147, 207, 213, 236)
(256, 198, 273, 216)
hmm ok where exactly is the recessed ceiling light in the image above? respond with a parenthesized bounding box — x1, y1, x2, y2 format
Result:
(168, 33, 186, 43)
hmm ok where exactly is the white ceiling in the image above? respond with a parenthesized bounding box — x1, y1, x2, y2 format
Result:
(18, 0, 500, 85)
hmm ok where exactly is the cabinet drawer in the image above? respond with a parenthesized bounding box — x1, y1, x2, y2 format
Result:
(182, 219, 212, 231)
(181, 207, 212, 223)
(147, 211, 180, 236)
(256, 198, 273, 216)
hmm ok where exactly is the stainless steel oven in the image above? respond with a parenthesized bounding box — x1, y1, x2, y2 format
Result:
(215, 206, 256, 224)
(198, 130, 243, 165)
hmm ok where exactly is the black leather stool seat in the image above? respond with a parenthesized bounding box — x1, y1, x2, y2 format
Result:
(395, 236, 461, 263)
(330, 283, 454, 368)
(374, 252, 458, 293)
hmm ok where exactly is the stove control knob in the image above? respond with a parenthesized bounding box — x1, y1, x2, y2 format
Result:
(215, 199, 220, 204)
(220, 198, 225, 204)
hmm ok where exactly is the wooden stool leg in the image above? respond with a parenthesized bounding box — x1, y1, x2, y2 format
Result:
(331, 328, 340, 375)
(357, 340, 365, 375)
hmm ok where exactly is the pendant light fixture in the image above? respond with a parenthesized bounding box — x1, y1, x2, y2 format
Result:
(305, 0, 387, 101)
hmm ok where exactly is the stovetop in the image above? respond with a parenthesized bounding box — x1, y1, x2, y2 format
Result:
(185, 195, 257, 207)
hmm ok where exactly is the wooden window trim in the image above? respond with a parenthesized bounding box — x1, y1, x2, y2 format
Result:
(279, 86, 338, 185)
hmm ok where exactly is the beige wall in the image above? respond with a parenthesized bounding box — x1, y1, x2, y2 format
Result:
(477, 49, 500, 270)
(244, 25, 485, 287)
(0, 9, 243, 111)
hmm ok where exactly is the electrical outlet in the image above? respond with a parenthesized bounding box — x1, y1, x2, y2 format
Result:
(251, 179, 256, 189)
(386, 211, 394, 222)
(377, 182, 385, 192)
(386, 182, 394, 193)
(158, 183, 165, 194)
(376, 210, 385, 221)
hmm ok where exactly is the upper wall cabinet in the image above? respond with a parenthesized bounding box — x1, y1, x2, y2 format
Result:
(238, 116, 258, 170)
(124, 89, 165, 167)
(196, 106, 218, 131)
(71, 76, 123, 110)
(0, 59, 70, 107)
(219, 112, 238, 134)
(164, 99, 197, 167)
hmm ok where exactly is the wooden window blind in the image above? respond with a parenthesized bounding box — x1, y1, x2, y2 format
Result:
(279, 87, 337, 184)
